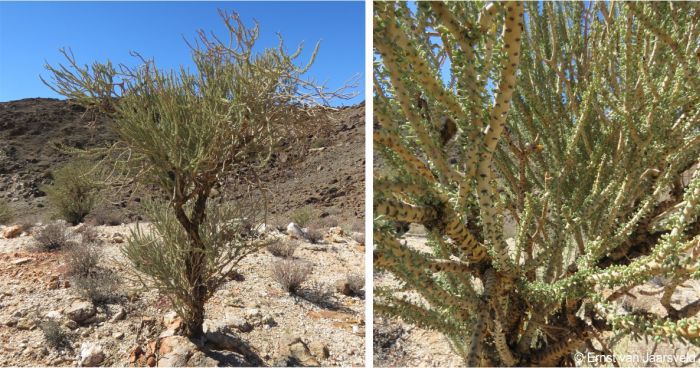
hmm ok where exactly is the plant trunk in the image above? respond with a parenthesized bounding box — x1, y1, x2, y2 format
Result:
(173, 187, 212, 338)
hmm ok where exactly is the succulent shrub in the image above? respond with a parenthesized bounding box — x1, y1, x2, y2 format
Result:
(374, 2, 700, 366)
(43, 11, 351, 337)
(42, 160, 101, 225)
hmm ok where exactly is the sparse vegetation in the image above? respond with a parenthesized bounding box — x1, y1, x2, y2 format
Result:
(42, 160, 101, 225)
(272, 259, 311, 294)
(38, 319, 71, 349)
(0, 202, 13, 225)
(267, 240, 298, 258)
(32, 222, 69, 251)
(72, 270, 121, 304)
(64, 241, 101, 277)
(306, 228, 324, 244)
(300, 280, 336, 308)
(290, 206, 314, 228)
(345, 274, 364, 297)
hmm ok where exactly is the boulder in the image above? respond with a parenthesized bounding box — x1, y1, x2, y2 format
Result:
(158, 336, 197, 367)
(66, 300, 96, 323)
(286, 223, 307, 240)
(80, 342, 105, 366)
(2, 225, 22, 239)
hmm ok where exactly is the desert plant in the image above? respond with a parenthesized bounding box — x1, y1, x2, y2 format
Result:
(65, 241, 101, 277)
(43, 11, 353, 337)
(346, 273, 364, 297)
(42, 160, 101, 225)
(267, 240, 298, 258)
(306, 228, 324, 244)
(72, 270, 121, 304)
(0, 202, 13, 225)
(290, 206, 314, 228)
(33, 222, 69, 251)
(38, 319, 71, 349)
(374, 2, 700, 366)
(272, 259, 311, 294)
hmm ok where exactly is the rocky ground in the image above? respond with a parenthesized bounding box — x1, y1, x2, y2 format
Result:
(0, 221, 365, 366)
(373, 229, 700, 367)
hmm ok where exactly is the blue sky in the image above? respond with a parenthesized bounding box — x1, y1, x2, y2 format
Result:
(0, 1, 364, 105)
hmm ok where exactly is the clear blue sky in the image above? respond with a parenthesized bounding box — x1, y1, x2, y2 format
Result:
(0, 1, 364, 105)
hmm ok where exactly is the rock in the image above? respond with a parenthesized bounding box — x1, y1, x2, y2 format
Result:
(16, 318, 34, 330)
(283, 337, 319, 366)
(187, 351, 220, 367)
(286, 223, 307, 240)
(228, 316, 253, 333)
(11, 257, 32, 265)
(109, 307, 126, 322)
(47, 280, 61, 290)
(324, 226, 346, 243)
(64, 320, 78, 330)
(112, 332, 124, 339)
(65, 300, 96, 323)
(203, 321, 245, 351)
(158, 336, 197, 367)
(79, 342, 105, 366)
(45, 311, 62, 320)
(2, 225, 22, 239)
(335, 280, 352, 296)
(309, 341, 329, 360)
(111, 233, 124, 243)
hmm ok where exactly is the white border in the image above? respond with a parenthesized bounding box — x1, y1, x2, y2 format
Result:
(364, 0, 373, 366)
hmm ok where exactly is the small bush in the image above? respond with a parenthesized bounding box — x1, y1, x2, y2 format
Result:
(72, 270, 121, 304)
(300, 280, 337, 308)
(351, 232, 365, 245)
(42, 160, 101, 225)
(38, 319, 71, 349)
(306, 228, 324, 244)
(0, 202, 13, 225)
(85, 207, 122, 226)
(33, 222, 69, 251)
(74, 225, 100, 244)
(346, 274, 365, 297)
(267, 241, 298, 258)
(65, 241, 101, 277)
(289, 206, 313, 228)
(272, 259, 311, 294)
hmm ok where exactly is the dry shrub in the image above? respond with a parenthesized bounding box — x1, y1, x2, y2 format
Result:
(346, 274, 365, 297)
(33, 222, 69, 251)
(65, 241, 101, 277)
(74, 225, 100, 244)
(73, 270, 121, 304)
(272, 259, 311, 294)
(267, 240, 298, 258)
(38, 319, 71, 349)
(306, 228, 324, 244)
(351, 232, 365, 245)
(300, 280, 337, 308)
(85, 207, 122, 226)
